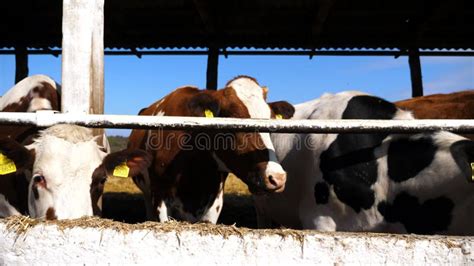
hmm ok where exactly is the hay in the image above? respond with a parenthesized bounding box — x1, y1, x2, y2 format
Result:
(3, 216, 473, 254)
(0, 215, 299, 240)
(104, 176, 141, 194)
(225, 174, 251, 195)
(2, 215, 256, 239)
(4, 216, 40, 235)
(2, 215, 466, 243)
(104, 173, 250, 196)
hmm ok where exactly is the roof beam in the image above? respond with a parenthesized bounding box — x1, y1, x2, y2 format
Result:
(402, 0, 460, 97)
(404, 0, 461, 48)
(193, 0, 219, 90)
(397, 0, 446, 57)
(2, 49, 474, 57)
(311, 0, 336, 46)
(193, 0, 216, 37)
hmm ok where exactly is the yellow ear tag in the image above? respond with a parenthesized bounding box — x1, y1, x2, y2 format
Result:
(471, 162, 474, 182)
(113, 162, 130, 178)
(0, 153, 17, 175)
(275, 114, 283, 120)
(204, 109, 214, 118)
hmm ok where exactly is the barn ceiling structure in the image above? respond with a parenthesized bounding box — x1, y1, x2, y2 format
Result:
(1, 0, 473, 96)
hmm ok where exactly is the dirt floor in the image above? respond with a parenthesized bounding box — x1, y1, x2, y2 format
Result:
(102, 174, 257, 228)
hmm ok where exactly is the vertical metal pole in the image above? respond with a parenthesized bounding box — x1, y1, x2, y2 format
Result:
(408, 47, 423, 97)
(15, 46, 28, 83)
(206, 46, 219, 90)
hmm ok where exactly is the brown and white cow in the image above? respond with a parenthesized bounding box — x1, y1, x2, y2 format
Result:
(1, 75, 143, 219)
(0, 75, 60, 217)
(127, 76, 294, 223)
(0, 75, 60, 142)
(396, 90, 474, 140)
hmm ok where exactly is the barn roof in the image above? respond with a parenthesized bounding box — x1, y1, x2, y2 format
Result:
(1, 0, 473, 53)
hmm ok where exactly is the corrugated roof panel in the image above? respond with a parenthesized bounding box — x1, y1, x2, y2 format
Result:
(0, 0, 472, 51)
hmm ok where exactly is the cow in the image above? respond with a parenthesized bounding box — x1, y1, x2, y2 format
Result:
(1, 75, 141, 219)
(0, 74, 60, 142)
(1, 125, 150, 219)
(127, 75, 294, 223)
(396, 90, 474, 140)
(1, 75, 61, 217)
(255, 91, 474, 235)
(0, 75, 60, 112)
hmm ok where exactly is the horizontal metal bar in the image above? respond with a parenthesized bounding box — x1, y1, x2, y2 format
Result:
(1, 112, 474, 133)
(0, 49, 473, 57)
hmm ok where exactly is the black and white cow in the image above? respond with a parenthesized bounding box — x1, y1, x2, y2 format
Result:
(255, 91, 474, 235)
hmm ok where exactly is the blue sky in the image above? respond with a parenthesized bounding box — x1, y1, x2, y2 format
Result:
(1, 54, 473, 136)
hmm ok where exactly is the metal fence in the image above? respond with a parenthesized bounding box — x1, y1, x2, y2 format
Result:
(1, 111, 473, 134)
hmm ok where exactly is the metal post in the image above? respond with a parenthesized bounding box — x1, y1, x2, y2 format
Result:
(15, 46, 28, 83)
(408, 47, 423, 97)
(206, 46, 219, 90)
(1, 112, 473, 134)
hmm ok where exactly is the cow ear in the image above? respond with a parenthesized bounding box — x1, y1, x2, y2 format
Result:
(103, 149, 152, 178)
(0, 138, 34, 175)
(187, 92, 221, 118)
(262, 86, 269, 100)
(269, 101, 295, 119)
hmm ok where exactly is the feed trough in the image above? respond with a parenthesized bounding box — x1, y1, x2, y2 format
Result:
(1, 216, 473, 264)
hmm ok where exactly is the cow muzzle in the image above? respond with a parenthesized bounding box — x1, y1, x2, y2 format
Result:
(263, 171, 286, 193)
(248, 162, 287, 194)
(263, 161, 287, 192)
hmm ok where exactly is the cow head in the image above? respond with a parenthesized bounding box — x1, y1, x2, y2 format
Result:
(90, 149, 151, 216)
(268, 101, 295, 120)
(0, 124, 150, 220)
(187, 76, 294, 194)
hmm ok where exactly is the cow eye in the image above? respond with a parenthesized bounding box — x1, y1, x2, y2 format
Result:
(100, 177, 107, 185)
(33, 175, 46, 184)
(32, 175, 47, 188)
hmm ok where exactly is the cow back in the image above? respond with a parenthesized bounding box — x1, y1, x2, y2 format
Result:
(0, 75, 60, 143)
(396, 90, 474, 139)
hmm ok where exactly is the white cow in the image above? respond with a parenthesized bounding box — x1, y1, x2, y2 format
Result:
(1, 76, 146, 219)
(1, 124, 151, 219)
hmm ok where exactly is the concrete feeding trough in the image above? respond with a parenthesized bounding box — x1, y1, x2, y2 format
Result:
(1, 216, 473, 264)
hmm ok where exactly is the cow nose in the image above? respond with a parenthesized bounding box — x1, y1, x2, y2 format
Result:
(268, 175, 277, 187)
(264, 172, 286, 192)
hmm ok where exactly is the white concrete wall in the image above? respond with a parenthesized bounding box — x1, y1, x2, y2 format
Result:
(1, 223, 473, 265)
